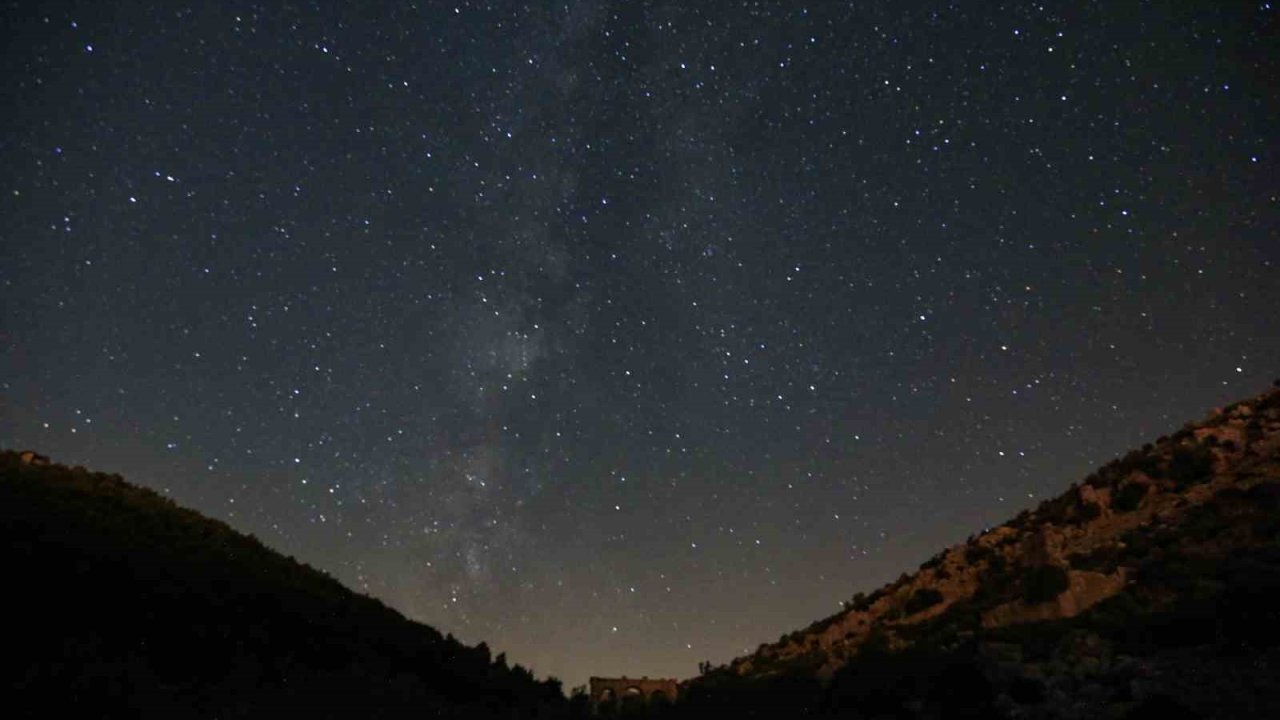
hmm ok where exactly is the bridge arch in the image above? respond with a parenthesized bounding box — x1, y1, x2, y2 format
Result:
(589, 677, 679, 714)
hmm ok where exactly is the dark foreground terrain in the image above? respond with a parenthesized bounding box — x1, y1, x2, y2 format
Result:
(6, 385, 1280, 718)
(1, 450, 580, 719)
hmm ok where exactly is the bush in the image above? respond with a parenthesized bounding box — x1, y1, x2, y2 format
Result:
(1245, 419, 1265, 445)
(843, 592, 868, 612)
(1169, 444, 1215, 488)
(964, 544, 991, 565)
(1036, 493, 1076, 525)
(971, 554, 1017, 605)
(1113, 482, 1149, 512)
(1077, 502, 1102, 523)
(903, 588, 945, 616)
(1101, 450, 1164, 483)
(864, 587, 889, 607)
(1008, 509, 1033, 528)
(1067, 545, 1121, 573)
(919, 553, 944, 571)
(1022, 565, 1070, 604)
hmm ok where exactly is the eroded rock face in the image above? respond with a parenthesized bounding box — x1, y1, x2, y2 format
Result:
(1077, 483, 1111, 514)
(18, 450, 51, 466)
(981, 569, 1128, 629)
(710, 385, 1280, 692)
(1019, 525, 1067, 566)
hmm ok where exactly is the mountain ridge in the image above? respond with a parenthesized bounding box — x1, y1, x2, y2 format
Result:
(676, 383, 1280, 718)
(1, 450, 580, 718)
(7, 383, 1279, 718)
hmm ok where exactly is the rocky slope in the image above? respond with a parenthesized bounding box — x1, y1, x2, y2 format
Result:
(679, 383, 1280, 718)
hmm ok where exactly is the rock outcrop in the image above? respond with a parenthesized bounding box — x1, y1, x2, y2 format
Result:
(701, 383, 1280, 707)
(981, 568, 1128, 629)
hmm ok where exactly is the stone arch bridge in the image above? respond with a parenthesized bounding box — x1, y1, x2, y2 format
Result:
(589, 676, 678, 713)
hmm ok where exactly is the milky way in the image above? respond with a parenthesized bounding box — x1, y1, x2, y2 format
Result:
(2, 1, 1277, 687)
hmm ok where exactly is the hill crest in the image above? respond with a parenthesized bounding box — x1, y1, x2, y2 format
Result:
(1, 450, 577, 718)
(684, 384, 1280, 716)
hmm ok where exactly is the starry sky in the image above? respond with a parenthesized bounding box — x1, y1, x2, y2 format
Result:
(2, 0, 1278, 689)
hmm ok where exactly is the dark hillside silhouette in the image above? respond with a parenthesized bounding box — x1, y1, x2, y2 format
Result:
(1, 451, 580, 719)
(7, 385, 1280, 718)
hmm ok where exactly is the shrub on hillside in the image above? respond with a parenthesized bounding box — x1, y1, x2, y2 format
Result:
(1067, 545, 1121, 574)
(861, 587, 889, 608)
(1007, 509, 1033, 529)
(971, 553, 1017, 605)
(1113, 482, 1149, 512)
(1093, 450, 1164, 488)
(919, 553, 945, 571)
(1036, 492, 1077, 525)
(1022, 565, 1070, 604)
(842, 591, 868, 612)
(1169, 444, 1215, 488)
(1076, 502, 1102, 524)
(903, 588, 945, 616)
(964, 543, 992, 565)
(1245, 419, 1265, 446)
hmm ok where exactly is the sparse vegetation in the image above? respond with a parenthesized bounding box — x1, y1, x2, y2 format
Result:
(673, 386, 1280, 719)
(1113, 481, 1149, 512)
(1068, 544, 1122, 573)
(845, 586, 889, 613)
(13, 380, 1280, 720)
(1169, 443, 1215, 488)
(918, 552, 945, 571)
(1021, 564, 1070, 604)
(841, 591, 868, 612)
(1034, 491, 1077, 525)
(902, 588, 944, 616)
(1077, 501, 1102, 523)
(964, 543, 991, 564)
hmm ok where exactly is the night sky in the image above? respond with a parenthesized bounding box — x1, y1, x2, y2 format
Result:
(3, 1, 1278, 689)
